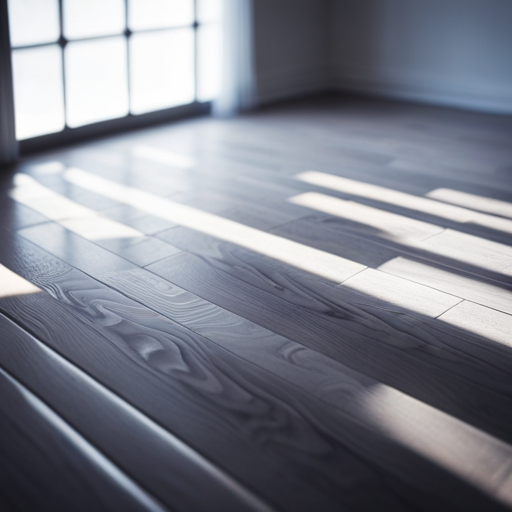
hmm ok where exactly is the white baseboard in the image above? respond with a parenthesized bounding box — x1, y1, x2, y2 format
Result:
(333, 65, 512, 115)
(257, 65, 331, 105)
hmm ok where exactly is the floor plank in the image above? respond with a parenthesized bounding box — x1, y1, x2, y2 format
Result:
(289, 192, 445, 242)
(379, 257, 512, 315)
(0, 230, 450, 512)
(0, 363, 163, 512)
(148, 227, 512, 444)
(0, 311, 274, 512)
(2, 232, 510, 511)
(420, 229, 512, 276)
(3, 95, 512, 511)
(271, 215, 512, 288)
(341, 268, 462, 317)
(439, 301, 512, 349)
(103, 267, 512, 510)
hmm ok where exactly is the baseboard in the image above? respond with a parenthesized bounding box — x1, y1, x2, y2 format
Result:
(257, 65, 331, 106)
(333, 65, 512, 115)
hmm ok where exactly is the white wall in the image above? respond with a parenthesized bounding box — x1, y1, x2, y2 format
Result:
(252, 0, 512, 113)
(253, 0, 331, 105)
(330, 0, 512, 113)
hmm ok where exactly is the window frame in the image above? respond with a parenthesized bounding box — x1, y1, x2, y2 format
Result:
(8, 0, 211, 155)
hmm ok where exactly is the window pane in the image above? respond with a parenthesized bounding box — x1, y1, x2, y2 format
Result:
(63, 0, 125, 40)
(65, 37, 129, 128)
(128, 0, 194, 31)
(12, 46, 65, 140)
(130, 29, 195, 115)
(8, 0, 60, 47)
(197, 0, 223, 24)
(198, 24, 222, 102)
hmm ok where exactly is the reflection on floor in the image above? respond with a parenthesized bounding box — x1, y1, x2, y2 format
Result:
(1, 96, 512, 512)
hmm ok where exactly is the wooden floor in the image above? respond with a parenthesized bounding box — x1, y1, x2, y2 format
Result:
(1, 95, 512, 511)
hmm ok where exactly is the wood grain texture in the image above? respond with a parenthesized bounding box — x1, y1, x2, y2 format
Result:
(0, 231, 448, 512)
(3, 95, 512, 511)
(149, 227, 512, 445)
(1, 237, 510, 511)
(420, 229, 512, 277)
(0, 364, 163, 512)
(271, 215, 512, 288)
(0, 313, 272, 512)
(103, 267, 512, 510)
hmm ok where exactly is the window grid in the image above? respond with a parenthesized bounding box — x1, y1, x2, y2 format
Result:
(9, 0, 204, 140)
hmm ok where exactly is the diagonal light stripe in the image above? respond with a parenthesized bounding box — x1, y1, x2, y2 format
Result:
(358, 383, 512, 507)
(296, 171, 512, 234)
(289, 192, 444, 242)
(10, 174, 144, 242)
(427, 188, 512, 220)
(63, 167, 366, 283)
(0, 263, 41, 299)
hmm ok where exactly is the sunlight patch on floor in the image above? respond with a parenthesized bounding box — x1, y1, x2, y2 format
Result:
(379, 257, 512, 316)
(296, 171, 512, 234)
(341, 268, 462, 318)
(357, 383, 512, 506)
(10, 174, 144, 242)
(289, 192, 444, 242)
(439, 301, 512, 348)
(427, 188, 512, 220)
(0, 264, 41, 299)
(63, 167, 366, 282)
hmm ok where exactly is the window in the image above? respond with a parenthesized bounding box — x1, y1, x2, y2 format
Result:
(7, 0, 222, 142)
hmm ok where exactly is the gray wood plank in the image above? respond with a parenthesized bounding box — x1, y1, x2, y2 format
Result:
(0, 362, 163, 512)
(103, 267, 512, 510)
(146, 227, 512, 445)
(0, 311, 271, 512)
(0, 229, 437, 512)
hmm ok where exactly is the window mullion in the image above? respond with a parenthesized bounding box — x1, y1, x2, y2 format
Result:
(193, 0, 199, 103)
(125, 0, 132, 114)
(57, 0, 68, 129)
(0, 0, 18, 164)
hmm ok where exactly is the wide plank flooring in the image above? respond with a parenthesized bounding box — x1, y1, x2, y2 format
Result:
(1, 95, 512, 511)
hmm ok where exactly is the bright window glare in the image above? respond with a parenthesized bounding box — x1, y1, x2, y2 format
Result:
(8, 0, 60, 47)
(9, 0, 223, 139)
(63, 0, 125, 40)
(65, 37, 129, 128)
(128, 0, 194, 31)
(12, 46, 65, 140)
(130, 29, 195, 114)
(198, 24, 222, 102)
(197, 0, 223, 23)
